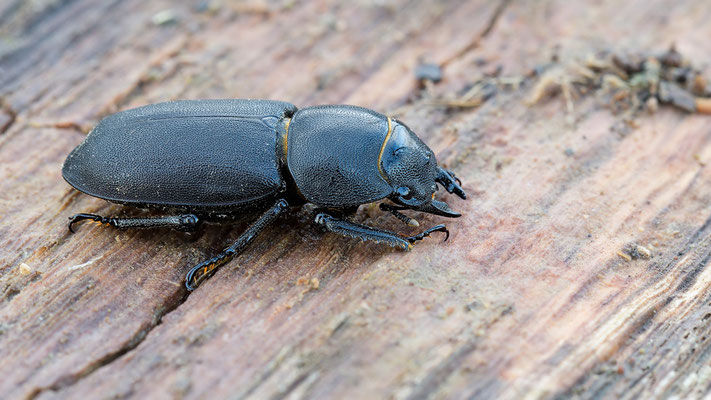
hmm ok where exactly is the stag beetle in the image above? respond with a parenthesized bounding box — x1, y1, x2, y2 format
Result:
(62, 100, 466, 290)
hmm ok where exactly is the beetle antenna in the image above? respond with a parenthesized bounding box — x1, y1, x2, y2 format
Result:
(436, 167, 466, 199)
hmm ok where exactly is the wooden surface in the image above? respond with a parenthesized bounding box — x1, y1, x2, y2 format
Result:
(3, 0, 711, 399)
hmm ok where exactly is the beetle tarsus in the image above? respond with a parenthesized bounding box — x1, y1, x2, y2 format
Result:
(68, 213, 115, 233)
(185, 257, 224, 291)
(405, 224, 449, 243)
(185, 199, 289, 291)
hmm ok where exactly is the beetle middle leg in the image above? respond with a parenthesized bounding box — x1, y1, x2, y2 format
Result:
(185, 199, 290, 291)
(379, 203, 419, 227)
(314, 212, 448, 251)
(68, 213, 200, 233)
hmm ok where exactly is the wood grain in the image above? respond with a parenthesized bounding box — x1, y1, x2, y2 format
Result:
(2, 1, 711, 399)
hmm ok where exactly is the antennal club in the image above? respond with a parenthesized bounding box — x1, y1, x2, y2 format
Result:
(436, 167, 466, 199)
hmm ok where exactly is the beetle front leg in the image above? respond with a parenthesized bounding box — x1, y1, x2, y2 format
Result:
(185, 199, 290, 291)
(68, 213, 200, 233)
(314, 213, 448, 251)
(405, 224, 449, 243)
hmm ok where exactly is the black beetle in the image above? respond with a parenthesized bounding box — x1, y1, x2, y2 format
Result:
(62, 100, 466, 290)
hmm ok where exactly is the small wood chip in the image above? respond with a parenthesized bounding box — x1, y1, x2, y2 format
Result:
(695, 97, 711, 115)
(636, 245, 652, 259)
(19, 263, 32, 275)
(617, 251, 632, 261)
(658, 81, 696, 112)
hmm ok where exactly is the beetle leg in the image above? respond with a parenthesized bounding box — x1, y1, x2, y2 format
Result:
(315, 213, 412, 250)
(185, 199, 289, 291)
(316, 213, 447, 250)
(405, 224, 449, 243)
(379, 204, 419, 227)
(68, 213, 200, 233)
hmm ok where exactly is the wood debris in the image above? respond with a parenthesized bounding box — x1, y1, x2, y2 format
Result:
(619, 243, 653, 262)
(18, 263, 32, 275)
(428, 80, 499, 109)
(415, 62, 443, 89)
(529, 45, 711, 116)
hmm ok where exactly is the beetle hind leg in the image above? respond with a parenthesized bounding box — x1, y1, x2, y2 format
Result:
(68, 213, 200, 233)
(185, 199, 290, 291)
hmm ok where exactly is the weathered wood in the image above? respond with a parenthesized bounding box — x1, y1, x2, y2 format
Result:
(2, 0, 711, 399)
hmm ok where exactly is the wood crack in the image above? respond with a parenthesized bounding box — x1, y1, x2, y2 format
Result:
(0, 98, 17, 134)
(5, 1, 711, 398)
(107, 35, 192, 116)
(552, 213, 711, 399)
(441, 0, 511, 67)
(406, 340, 479, 400)
(26, 289, 190, 400)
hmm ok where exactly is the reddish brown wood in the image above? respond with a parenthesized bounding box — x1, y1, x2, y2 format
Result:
(2, 1, 711, 399)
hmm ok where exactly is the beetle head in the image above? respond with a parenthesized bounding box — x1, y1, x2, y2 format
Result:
(381, 120, 466, 217)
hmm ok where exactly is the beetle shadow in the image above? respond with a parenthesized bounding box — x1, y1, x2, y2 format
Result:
(195, 204, 407, 287)
(61, 201, 440, 291)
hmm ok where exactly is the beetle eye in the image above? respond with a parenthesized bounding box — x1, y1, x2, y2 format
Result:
(423, 153, 432, 166)
(396, 186, 412, 199)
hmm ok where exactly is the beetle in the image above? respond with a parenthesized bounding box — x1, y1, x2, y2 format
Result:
(62, 99, 466, 290)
